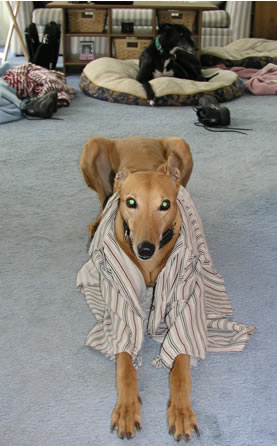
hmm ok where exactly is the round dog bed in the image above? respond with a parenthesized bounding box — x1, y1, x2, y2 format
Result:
(80, 57, 244, 106)
(201, 38, 277, 68)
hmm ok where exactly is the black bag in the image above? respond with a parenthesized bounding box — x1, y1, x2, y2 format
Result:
(24, 22, 40, 61)
(25, 22, 61, 70)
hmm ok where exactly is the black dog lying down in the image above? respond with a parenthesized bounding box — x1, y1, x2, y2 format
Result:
(136, 23, 208, 105)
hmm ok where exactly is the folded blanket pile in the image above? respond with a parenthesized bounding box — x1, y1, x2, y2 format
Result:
(2, 63, 76, 106)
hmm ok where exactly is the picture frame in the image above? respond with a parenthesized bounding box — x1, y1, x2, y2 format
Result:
(80, 41, 95, 61)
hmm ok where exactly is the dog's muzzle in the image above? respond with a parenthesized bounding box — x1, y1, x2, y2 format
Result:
(123, 219, 175, 259)
(137, 241, 155, 260)
(176, 40, 197, 54)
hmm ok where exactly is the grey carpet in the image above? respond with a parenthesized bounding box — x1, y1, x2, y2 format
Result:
(1, 71, 276, 446)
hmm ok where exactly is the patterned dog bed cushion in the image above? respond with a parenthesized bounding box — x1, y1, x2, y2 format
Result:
(201, 38, 277, 68)
(80, 57, 243, 106)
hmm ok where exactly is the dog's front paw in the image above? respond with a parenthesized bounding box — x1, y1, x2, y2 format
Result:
(111, 395, 142, 440)
(148, 97, 158, 106)
(168, 400, 200, 442)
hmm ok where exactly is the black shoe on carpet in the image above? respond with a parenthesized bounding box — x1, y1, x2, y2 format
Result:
(21, 91, 58, 119)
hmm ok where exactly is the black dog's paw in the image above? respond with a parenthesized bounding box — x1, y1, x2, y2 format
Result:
(148, 96, 158, 106)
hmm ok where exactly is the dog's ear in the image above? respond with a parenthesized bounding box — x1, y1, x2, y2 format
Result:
(158, 153, 180, 184)
(160, 138, 193, 187)
(114, 168, 130, 192)
(80, 136, 115, 207)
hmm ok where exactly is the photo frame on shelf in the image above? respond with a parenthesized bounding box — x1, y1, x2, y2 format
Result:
(80, 41, 95, 61)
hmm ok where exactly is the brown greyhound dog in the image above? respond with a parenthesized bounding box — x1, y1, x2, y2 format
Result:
(80, 136, 199, 441)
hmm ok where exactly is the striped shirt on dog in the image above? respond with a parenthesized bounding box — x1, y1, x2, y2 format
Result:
(77, 187, 255, 369)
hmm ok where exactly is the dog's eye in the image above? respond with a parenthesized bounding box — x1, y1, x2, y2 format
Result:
(160, 200, 170, 211)
(126, 197, 137, 208)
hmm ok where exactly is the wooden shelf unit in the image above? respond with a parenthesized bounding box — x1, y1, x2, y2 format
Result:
(253, 1, 277, 40)
(47, 2, 216, 74)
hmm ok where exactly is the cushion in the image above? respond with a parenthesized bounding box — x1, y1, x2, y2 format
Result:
(201, 38, 277, 68)
(32, 8, 62, 26)
(202, 10, 230, 28)
(202, 27, 232, 38)
(111, 8, 153, 26)
(80, 57, 244, 106)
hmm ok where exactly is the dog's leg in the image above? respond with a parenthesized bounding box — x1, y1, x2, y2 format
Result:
(142, 81, 156, 106)
(136, 65, 157, 106)
(168, 354, 200, 442)
(111, 352, 142, 439)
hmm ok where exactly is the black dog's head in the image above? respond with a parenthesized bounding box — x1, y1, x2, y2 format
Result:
(158, 23, 196, 53)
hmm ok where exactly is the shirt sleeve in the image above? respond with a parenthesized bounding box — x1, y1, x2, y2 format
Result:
(77, 258, 145, 364)
(156, 255, 208, 369)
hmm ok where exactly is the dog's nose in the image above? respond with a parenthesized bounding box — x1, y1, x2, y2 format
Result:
(137, 241, 155, 260)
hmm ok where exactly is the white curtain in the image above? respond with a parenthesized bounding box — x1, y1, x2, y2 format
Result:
(0, 3, 10, 47)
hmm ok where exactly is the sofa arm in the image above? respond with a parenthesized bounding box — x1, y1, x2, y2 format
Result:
(202, 10, 230, 28)
(225, 1, 252, 41)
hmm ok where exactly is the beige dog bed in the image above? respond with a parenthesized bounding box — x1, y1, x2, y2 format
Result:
(79, 57, 244, 106)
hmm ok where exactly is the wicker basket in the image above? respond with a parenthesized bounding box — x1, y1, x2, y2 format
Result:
(68, 9, 107, 33)
(157, 10, 196, 31)
(114, 38, 151, 60)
